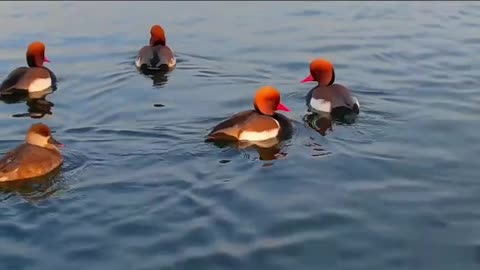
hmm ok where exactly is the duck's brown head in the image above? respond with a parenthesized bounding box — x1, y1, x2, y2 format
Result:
(26, 123, 63, 151)
(149, 25, 166, 47)
(26, 41, 50, 67)
(300, 58, 335, 86)
(253, 86, 290, 116)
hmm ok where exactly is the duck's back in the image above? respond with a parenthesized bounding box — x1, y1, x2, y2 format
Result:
(0, 144, 63, 182)
(307, 84, 357, 113)
(0, 67, 29, 93)
(207, 110, 256, 141)
(136, 45, 176, 71)
(0, 67, 54, 95)
(207, 110, 288, 142)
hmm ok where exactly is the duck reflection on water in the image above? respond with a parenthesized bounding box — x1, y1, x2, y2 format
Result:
(135, 66, 172, 87)
(303, 109, 358, 136)
(1, 88, 55, 119)
(210, 138, 287, 161)
(303, 112, 333, 136)
(0, 167, 62, 203)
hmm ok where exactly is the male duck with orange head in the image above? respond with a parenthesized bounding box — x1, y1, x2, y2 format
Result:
(136, 24, 176, 72)
(301, 58, 360, 120)
(206, 86, 293, 143)
(0, 41, 56, 96)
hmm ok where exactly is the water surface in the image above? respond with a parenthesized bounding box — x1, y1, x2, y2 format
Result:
(1, 1, 480, 270)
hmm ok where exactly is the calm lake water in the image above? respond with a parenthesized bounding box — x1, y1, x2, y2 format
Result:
(1, 1, 480, 269)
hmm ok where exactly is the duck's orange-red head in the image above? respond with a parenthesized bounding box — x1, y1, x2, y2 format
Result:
(26, 41, 49, 67)
(149, 25, 166, 47)
(300, 58, 335, 86)
(253, 86, 290, 116)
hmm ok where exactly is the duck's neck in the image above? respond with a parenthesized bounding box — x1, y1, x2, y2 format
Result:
(254, 104, 263, 114)
(26, 55, 40, 67)
(328, 70, 335, 86)
(254, 105, 275, 116)
(151, 40, 166, 47)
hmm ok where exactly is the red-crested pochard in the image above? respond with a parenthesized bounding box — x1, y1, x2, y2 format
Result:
(206, 86, 293, 144)
(301, 58, 360, 119)
(136, 24, 176, 72)
(0, 42, 56, 96)
(0, 123, 63, 182)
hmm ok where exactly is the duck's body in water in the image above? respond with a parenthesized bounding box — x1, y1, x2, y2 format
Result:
(206, 86, 293, 145)
(0, 123, 63, 182)
(0, 42, 56, 96)
(136, 25, 176, 73)
(301, 58, 360, 122)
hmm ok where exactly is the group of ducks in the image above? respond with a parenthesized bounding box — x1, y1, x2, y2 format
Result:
(0, 25, 360, 183)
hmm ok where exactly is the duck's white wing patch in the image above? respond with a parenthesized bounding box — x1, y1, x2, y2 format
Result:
(136, 46, 154, 68)
(165, 46, 176, 68)
(168, 55, 177, 68)
(310, 98, 331, 113)
(135, 57, 142, 68)
(136, 46, 176, 70)
(135, 54, 151, 68)
(156, 46, 176, 68)
(352, 96, 360, 109)
(238, 119, 280, 142)
(28, 77, 51, 92)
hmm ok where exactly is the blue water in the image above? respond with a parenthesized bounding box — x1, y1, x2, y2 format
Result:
(1, 1, 480, 269)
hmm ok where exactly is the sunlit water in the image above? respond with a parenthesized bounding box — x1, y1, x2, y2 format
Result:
(0, 1, 480, 269)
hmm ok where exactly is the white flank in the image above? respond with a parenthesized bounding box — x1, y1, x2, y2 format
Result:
(239, 129, 279, 142)
(135, 57, 142, 68)
(168, 56, 177, 68)
(164, 46, 176, 68)
(310, 98, 331, 113)
(238, 119, 280, 141)
(352, 96, 360, 109)
(29, 78, 51, 92)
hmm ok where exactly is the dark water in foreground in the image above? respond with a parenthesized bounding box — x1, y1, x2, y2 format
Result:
(1, 1, 480, 269)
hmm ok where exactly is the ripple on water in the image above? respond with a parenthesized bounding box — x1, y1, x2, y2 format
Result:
(0, 146, 88, 203)
(83, 69, 136, 101)
(1, 2, 480, 270)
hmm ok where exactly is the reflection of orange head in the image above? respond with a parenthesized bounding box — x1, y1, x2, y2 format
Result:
(150, 25, 166, 46)
(26, 41, 48, 67)
(309, 58, 335, 86)
(253, 86, 290, 115)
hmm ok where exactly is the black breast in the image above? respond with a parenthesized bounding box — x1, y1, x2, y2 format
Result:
(274, 113, 293, 140)
(43, 67, 57, 88)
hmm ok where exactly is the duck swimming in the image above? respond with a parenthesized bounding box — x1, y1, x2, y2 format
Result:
(136, 24, 176, 72)
(206, 86, 293, 145)
(0, 123, 63, 182)
(0, 41, 56, 96)
(301, 58, 360, 120)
